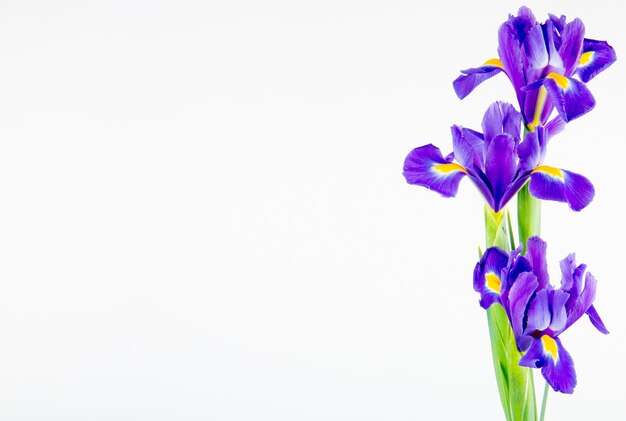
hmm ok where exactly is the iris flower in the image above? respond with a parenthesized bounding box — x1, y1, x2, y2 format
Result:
(403, 102, 594, 212)
(474, 236, 608, 393)
(453, 6, 616, 129)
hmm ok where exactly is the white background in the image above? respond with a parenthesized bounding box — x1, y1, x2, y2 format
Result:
(0, 0, 624, 419)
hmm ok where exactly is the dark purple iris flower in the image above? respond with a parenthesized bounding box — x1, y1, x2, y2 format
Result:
(403, 101, 594, 212)
(453, 6, 616, 129)
(474, 236, 608, 393)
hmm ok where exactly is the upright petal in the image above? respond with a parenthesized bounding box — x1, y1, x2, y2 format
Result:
(507, 271, 538, 351)
(543, 73, 596, 122)
(529, 166, 595, 211)
(548, 13, 566, 36)
(549, 289, 570, 332)
(525, 288, 551, 333)
(558, 18, 585, 76)
(577, 39, 617, 83)
(526, 236, 550, 290)
(523, 23, 549, 82)
(403, 145, 467, 197)
(453, 61, 503, 99)
(485, 134, 517, 210)
(559, 253, 577, 291)
(520, 336, 577, 394)
(481, 101, 522, 143)
(498, 21, 526, 107)
(518, 131, 542, 173)
(564, 271, 598, 331)
(451, 125, 484, 170)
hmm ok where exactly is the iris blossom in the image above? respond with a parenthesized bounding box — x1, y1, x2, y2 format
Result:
(474, 236, 608, 393)
(453, 7, 616, 129)
(403, 102, 594, 212)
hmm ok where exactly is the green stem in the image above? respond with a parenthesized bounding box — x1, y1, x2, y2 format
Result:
(540, 382, 549, 421)
(484, 205, 538, 421)
(517, 183, 541, 250)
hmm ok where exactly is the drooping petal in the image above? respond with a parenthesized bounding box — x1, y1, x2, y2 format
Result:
(453, 61, 503, 99)
(543, 73, 596, 122)
(481, 101, 522, 144)
(529, 166, 595, 211)
(520, 336, 577, 394)
(507, 271, 538, 351)
(474, 246, 509, 309)
(577, 39, 617, 83)
(485, 133, 517, 211)
(586, 304, 609, 334)
(403, 145, 468, 197)
(526, 236, 550, 290)
(558, 18, 585, 76)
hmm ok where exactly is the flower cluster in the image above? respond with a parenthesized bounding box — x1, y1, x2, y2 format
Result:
(402, 6, 615, 404)
(453, 6, 616, 129)
(403, 102, 594, 212)
(474, 237, 608, 393)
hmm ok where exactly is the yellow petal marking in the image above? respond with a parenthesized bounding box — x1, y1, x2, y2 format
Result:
(528, 86, 548, 132)
(541, 335, 559, 361)
(483, 58, 503, 68)
(485, 273, 501, 294)
(579, 51, 594, 66)
(547, 72, 570, 90)
(532, 165, 564, 179)
(433, 163, 468, 174)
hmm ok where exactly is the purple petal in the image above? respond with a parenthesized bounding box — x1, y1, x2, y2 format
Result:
(518, 131, 542, 173)
(403, 145, 467, 197)
(543, 74, 596, 122)
(544, 19, 564, 73)
(481, 101, 522, 143)
(559, 253, 577, 291)
(549, 289, 570, 332)
(548, 14, 566, 35)
(498, 20, 526, 107)
(520, 336, 577, 394)
(545, 115, 567, 141)
(558, 18, 585, 76)
(525, 288, 551, 333)
(564, 271, 598, 331)
(453, 64, 503, 99)
(523, 23, 549, 82)
(562, 169, 595, 211)
(507, 271, 538, 351)
(577, 39, 617, 83)
(474, 247, 509, 309)
(529, 166, 566, 203)
(541, 337, 577, 394)
(451, 125, 484, 170)
(526, 236, 550, 290)
(529, 166, 594, 211)
(586, 304, 609, 334)
(485, 134, 517, 211)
